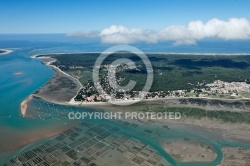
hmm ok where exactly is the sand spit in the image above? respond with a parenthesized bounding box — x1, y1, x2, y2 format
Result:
(33, 56, 81, 102)
(20, 95, 33, 116)
(20, 55, 82, 115)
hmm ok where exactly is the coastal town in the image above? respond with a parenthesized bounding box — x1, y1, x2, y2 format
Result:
(68, 62, 250, 103)
(37, 53, 250, 104)
(74, 70, 250, 103)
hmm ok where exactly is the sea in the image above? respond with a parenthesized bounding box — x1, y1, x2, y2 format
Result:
(1, 34, 250, 165)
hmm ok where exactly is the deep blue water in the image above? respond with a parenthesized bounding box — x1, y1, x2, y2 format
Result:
(1, 34, 250, 165)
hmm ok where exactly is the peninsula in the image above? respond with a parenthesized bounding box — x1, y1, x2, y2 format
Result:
(16, 52, 250, 166)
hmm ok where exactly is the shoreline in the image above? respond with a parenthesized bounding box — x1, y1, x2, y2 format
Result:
(32, 55, 83, 88)
(32, 52, 250, 56)
(64, 96, 250, 111)
(23, 94, 250, 105)
(20, 53, 250, 113)
(20, 55, 83, 116)
(20, 95, 33, 116)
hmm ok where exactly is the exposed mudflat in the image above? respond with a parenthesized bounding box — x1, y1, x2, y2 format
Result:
(34, 65, 81, 103)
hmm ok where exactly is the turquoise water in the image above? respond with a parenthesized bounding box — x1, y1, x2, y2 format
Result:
(2, 98, 250, 165)
(1, 34, 250, 165)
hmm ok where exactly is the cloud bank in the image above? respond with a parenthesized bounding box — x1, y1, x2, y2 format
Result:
(68, 18, 250, 45)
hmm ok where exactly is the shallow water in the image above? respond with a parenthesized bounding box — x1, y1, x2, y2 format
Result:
(1, 35, 250, 165)
(2, 97, 250, 165)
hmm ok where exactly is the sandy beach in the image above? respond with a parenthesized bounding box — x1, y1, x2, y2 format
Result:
(20, 95, 33, 116)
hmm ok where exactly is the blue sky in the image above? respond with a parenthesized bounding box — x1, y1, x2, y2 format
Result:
(1, 0, 250, 33)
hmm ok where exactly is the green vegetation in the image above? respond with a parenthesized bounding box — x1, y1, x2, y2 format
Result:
(38, 53, 250, 123)
(39, 53, 250, 92)
(129, 103, 250, 124)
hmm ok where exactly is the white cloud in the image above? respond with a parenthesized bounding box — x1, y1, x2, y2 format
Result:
(100, 25, 158, 44)
(187, 18, 250, 40)
(68, 18, 250, 45)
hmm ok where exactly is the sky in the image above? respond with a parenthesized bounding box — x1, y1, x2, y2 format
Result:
(1, 0, 250, 44)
